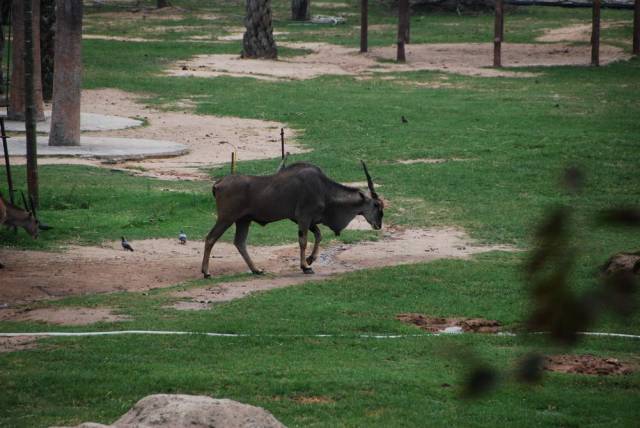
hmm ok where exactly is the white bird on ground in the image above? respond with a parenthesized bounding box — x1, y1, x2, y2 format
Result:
(179, 230, 187, 245)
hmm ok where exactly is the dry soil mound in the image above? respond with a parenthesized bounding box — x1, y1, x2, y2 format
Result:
(52, 394, 285, 428)
(544, 355, 634, 376)
(396, 313, 502, 333)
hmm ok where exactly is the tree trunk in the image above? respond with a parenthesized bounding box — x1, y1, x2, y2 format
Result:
(242, 0, 277, 59)
(360, 0, 368, 53)
(40, 0, 56, 102)
(291, 0, 310, 21)
(9, 0, 45, 121)
(397, 0, 408, 62)
(24, 0, 39, 207)
(49, 0, 82, 147)
(0, 0, 11, 99)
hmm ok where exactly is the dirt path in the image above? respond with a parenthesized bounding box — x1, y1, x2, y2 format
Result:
(10, 89, 306, 180)
(168, 42, 629, 81)
(0, 226, 512, 308)
(536, 21, 628, 43)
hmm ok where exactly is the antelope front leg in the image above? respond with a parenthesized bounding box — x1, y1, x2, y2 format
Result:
(306, 224, 322, 266)
(234, 219, 264, 275)
(298, 227, 314, 274)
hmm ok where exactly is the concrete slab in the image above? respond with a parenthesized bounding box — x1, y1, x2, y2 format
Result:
(8, 136, 188, 160)
(4, 112, 143, 132)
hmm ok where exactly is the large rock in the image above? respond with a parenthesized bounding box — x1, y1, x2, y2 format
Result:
(52, 394, 286, 428)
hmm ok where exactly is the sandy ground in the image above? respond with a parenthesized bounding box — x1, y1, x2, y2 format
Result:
(84, 34, 163, 43)
(0, 226, 512, 308)
(169, 227, 512, 310)
(168, 41, 630, 81)
(0, 307, 130, 325)
(536, 21, 628, 43)
(10, 89, 305, 180)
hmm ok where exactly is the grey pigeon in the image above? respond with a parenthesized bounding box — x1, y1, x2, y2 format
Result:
(121, 236, 134, 252)
(179, 230, 187, 245)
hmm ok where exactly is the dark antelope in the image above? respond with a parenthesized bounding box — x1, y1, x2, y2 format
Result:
(0, 193, 43, 268)
(201, 161, 384, 278)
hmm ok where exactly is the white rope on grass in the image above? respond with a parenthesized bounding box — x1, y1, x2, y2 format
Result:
(1, 330, 640, 339)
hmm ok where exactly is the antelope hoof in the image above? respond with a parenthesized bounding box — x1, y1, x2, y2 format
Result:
(203, 272, 211, 279)
(252, 268, 265, 275)
(306, 256, 316, 266)
(302, 267, 315, 275)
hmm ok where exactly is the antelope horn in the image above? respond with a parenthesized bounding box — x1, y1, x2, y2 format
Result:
(360, 160, 379, 199)
(28, 194, 37, 218)
(20, 191, 31, 213)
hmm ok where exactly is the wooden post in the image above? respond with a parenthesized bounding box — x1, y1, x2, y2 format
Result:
(1, 118, 15, 204)
(360, 0, 368, 53)
(231, 152, 236, 175)
(24, 0, 38, 207)
(397, 0, 408, 63)
(280, 128, 285, 159)
(591, 0, 601, 66)
(633, 0, 640, 55)
(493, 0, 504, 67)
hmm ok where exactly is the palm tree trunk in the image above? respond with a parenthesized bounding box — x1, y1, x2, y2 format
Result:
(49, 0, 82, 147)
(8, 0, 45, 121)
(242, 0, 277, 59)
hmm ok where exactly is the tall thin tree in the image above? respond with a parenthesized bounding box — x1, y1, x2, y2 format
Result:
(291, 0, 310, 21)
(24, 0, 39, 207)
(242, 0, 277, 59)
(49, 0, 82, 147)
(8, 0, 45, 121)
(40, 0, 56, 102)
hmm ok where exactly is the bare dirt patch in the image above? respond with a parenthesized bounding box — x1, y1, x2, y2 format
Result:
(292, 395, 335, 404)
(544, 355, 634, 376)
(83, 34, 163, 43)
(601, 252, 640, 276)
(0, 227, 513, 306)
(171, 227, 513, 309)
(316, 2, 350, 8)
(168, 42, 630, 81)
(396, 313, 502, 333)
(0, 336, 39, 353)
(217, 29, 289, 42)
(536, 21, 628, 43)
(397, 158, 448, 165)
(89, 7, 206, 22)
(10, 89, 305, 180)
(0, 307, 131, 325)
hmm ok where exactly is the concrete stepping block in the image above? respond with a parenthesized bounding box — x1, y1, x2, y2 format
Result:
(8, 136, 188, 160)
(3, 112, 143, 132)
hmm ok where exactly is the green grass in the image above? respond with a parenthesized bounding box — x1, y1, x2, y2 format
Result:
(1, 1, 639, 426)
